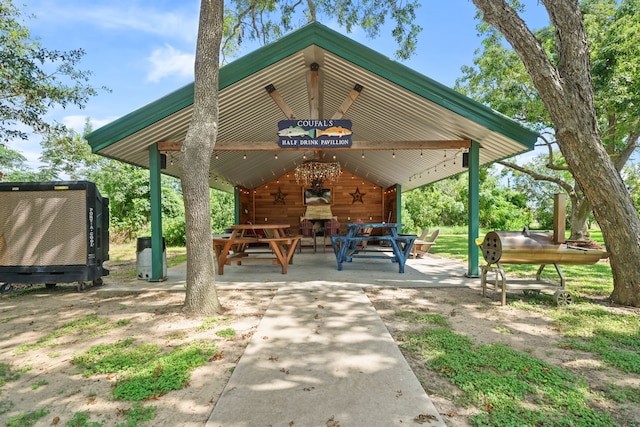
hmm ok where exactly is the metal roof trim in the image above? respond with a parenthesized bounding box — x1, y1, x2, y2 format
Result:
(87, 83, 195, 153)
(87, 21, 538, 155)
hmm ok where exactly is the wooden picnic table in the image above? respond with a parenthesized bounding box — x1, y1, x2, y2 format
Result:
(212, 224, 301, 275)
(330, 223, 417, 273)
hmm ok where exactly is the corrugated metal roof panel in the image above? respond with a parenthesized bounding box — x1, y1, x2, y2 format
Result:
(86, 22, 538, 193)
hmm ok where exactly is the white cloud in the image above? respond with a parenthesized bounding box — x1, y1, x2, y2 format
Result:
(30, 3, 199, 44)
(146, 44, 194, 82)
(63, 116, 116, 133)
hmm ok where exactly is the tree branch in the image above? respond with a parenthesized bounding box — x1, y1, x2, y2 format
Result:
(614, 130, 640, 170)
(499, 159, 575, 196)
(472, 0, 564, 106)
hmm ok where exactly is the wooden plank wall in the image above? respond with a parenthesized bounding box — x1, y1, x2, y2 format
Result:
(237, 170, 389, 232)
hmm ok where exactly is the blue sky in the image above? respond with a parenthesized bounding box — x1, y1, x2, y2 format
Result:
(14, 0, 551, 169)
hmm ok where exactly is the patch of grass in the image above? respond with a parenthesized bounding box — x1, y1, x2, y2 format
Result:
(65, 411, 106, 427)
(167, 253, 187, 267)
(196, 316, 224, 332)
(494, 325, 513, 334)
(114, 402, 156, 427)
(15, 314, 131, 354)
(72, 338, 217, 401)
(0, 362, 20, 386)
(71, 338, 160, 376)
(5, 408, 49, 427)
(216, 328, 236, 339)
(604, 384, 640, 404)
(113, 339, 216, 400)
(31, 380, 48, 390)
(403, 327, 617, 426)
(394, 311, 450, 327)
(512, 302, 640, 375)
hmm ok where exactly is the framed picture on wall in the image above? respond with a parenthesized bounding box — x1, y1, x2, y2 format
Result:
(303, 187, 332, 205)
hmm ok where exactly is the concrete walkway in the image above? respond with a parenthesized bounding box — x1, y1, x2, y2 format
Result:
(206, 286, 446, 427)
(98, 251, 480, 426)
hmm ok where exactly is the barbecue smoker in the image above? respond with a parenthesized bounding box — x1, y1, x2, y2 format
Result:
(477, 194, 609, 305)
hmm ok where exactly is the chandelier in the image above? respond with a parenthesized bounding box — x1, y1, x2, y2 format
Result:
(294, 159, 341, 190)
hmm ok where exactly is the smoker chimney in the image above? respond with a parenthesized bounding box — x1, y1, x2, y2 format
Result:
(553, 193, 566, 244)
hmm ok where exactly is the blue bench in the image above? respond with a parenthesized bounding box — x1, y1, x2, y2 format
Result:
(330, 223, 417, 273)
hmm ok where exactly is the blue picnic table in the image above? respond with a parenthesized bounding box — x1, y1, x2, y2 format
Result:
(330, 223, 417, 273)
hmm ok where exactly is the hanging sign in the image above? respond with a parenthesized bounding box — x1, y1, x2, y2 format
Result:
(277, 119, 352, 148)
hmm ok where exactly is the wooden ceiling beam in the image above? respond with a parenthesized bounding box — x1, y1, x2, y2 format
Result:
(265, 84, 296, 119)
(157, 139, 471, 152)
(332, 84, 363, 119)
(308, 63, 320, 119)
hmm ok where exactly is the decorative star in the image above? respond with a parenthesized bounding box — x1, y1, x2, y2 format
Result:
(271, 187, 287, 204)
(350, 186, 366, 204)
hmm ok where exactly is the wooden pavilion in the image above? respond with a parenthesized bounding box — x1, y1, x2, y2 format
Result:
(86, 22, 538, 281)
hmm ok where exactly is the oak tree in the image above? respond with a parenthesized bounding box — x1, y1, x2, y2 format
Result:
(472, 0, 640, 306)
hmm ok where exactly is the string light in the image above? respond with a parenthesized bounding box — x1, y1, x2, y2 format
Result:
(243, 152, 247, 160)
(392, 150, 396, 158)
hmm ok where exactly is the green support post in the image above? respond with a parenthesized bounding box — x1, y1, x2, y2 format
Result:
(467, 141, 480, 277)
(149, 144, 165, 281)
(394, 184, 402, 230)
(234, 186, 240, 225)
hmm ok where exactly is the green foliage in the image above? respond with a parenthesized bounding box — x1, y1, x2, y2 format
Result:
(455, 0, 640, 236)
(71, 338, 161, 377)
(114, 403, 156, 427)
(224, 0, 422, 60)
(38, 122, 101, 180)
(548, 304, 640, 374)
(216, 328, 236, 339)
(5, 408, 50, 427)
(403, 167, 532, 232)
(404, 327, 617, 426)
(88, 161, 151, 242)
(16, 314, 129, 354)
(72, 338, 217, 401)
(30, 380, 48, 390)
(605, 384, 640, 403)
(66, 411, 106, 427)
(394, 311, 450, 327)
(0, 0, 102, 144)
(210, 189, 235, 233)
(0, 362, 20, 386)
(622, 163, 640, 215)
(196, 317, 224, 332)
(112, 340, 217, 400)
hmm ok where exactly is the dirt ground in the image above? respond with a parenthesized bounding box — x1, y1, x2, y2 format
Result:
(1, 262, 639, 426)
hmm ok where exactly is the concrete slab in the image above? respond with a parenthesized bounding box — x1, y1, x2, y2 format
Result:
(96, 251, 480, 296)
(205, 286, 447, 427)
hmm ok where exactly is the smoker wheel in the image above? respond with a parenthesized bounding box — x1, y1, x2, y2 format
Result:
(553, 290, 573, 306)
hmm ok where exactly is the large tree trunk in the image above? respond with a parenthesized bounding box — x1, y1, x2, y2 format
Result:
(473, 0, 640, 306)
(182, 0, 223, 316)
(568, 194, 591, 241)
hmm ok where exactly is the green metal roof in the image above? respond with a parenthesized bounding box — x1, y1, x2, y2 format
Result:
(87, 21, 538, 191)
